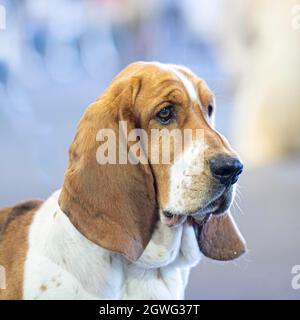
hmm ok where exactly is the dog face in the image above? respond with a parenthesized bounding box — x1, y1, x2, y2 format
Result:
(114, 62, 243, 227)
(59, 61, 245, 261)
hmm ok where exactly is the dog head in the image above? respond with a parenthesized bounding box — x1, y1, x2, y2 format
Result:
(59, 61, 246, 261)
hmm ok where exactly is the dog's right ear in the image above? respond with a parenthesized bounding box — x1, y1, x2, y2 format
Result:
(58, 75, 158, 261)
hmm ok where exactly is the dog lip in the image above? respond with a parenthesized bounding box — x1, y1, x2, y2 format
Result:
(195, 197, 222, 216)
(162, 188, 231, 226)
(192, 191, 229, 220)
(163, 211, 174, 218)
(162, 213, 187, 227)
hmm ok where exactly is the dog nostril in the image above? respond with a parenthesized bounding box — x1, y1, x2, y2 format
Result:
(210, 155, 243, 186)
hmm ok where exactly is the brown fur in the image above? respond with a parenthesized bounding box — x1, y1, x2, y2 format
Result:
(59, 62, 243, 261)
(194, 212, 246, 261)
(0, 62, 246, 300)
(59, 72, 158, 261)
(0, 200, 42, 299)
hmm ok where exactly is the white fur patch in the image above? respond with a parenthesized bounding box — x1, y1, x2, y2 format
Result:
(23, 190, 201, 299)
(166, 138, 208, 214)
(23, 191, 123, 299)
(170, 67, 199, 103)
(122, 223, 201, 299)
(152, 62, 199, 103)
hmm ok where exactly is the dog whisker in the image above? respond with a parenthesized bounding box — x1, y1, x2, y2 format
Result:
(232, 199, 244, 216)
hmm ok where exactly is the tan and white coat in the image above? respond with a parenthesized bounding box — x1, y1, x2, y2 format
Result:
(0, 62, 246, 300)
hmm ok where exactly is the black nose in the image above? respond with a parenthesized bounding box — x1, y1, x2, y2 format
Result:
(210, 155, 243, 186)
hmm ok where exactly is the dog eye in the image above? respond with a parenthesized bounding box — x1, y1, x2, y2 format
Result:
(207, 104, 214, 117)
(156, 105, 176, 125)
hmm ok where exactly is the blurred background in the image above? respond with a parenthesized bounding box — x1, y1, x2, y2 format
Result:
(0, 0, 300, 299)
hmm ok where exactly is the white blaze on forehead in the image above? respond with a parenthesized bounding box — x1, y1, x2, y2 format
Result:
(169, 67, 199, 103)
(151, 62, 199, 103)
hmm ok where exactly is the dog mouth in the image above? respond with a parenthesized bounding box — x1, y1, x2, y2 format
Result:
(161, 187, 246, 261)
(192, 189, 232, 219)
(162, 189, 232, 227)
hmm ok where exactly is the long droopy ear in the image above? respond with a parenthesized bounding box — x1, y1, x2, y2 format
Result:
(59, 76, 158, 261)
(193, 211, 246, 261)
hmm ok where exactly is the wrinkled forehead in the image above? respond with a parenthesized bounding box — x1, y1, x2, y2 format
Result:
(129, 62, 214, 106)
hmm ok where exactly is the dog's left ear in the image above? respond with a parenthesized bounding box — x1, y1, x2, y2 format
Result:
(58, 75, 158, 261)
(193, 212, 246, 261)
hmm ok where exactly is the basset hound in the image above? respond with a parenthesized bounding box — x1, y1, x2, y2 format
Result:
(0, 62, 246, 300)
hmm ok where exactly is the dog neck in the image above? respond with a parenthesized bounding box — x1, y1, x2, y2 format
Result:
(23, 190, 200, 299)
